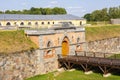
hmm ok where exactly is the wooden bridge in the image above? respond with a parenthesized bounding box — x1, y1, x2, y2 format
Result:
(58, 51, 120, 74)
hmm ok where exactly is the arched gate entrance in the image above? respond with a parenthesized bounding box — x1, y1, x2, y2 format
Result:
(62, 37, 69, 56)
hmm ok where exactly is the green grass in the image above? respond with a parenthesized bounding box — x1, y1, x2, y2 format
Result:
(0, 30, 38, 54)
(25, 70, 120, 80)
(26, 73, 54, 80)
(86, 25, 120, 41)
(108, 54, 120, 59)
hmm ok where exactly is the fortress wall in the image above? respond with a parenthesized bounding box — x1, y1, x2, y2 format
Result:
(87, 37, 120, 53)
(0, 50, 58, 80)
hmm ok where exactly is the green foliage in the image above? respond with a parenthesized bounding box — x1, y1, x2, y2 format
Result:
(84, 13, 91, 21)
(1, 7, 67, 15)
(26, 70, 120, 80)
(84, 6, 120, 21)
(52, 7, 67, 14)
(0, 11, 3, 14)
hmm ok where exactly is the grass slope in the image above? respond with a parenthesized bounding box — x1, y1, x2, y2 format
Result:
(26, 70, 120, 80)
(86, 25, 120, 41)
(109, 54, 120, 59)
(0, 30, 38, 54)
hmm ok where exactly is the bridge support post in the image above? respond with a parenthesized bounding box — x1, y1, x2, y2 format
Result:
(63, 62, 74, 70)
(80, 64, 89, 72)
(98, 66, 111, 77)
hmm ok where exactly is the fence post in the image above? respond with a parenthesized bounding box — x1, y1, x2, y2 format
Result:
(93, 52, 96, 57)
(84, 51, 86, 57)
(103, 53, 106, 58)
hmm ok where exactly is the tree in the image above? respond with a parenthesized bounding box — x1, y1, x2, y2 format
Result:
(0, 7, 67, 15)
(44, 8, 53, 15)
(6, 10, 11, 14)
(0, 11, 3, 14)
(84, 6, 120, 21)
(101, 8, 109, 21)
(52, 7, 67, 14)
(30, 7, 41, 14)
(84, 13, 91, 21)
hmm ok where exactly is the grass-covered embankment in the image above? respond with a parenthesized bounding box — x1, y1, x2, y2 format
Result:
(26, 70, 120, 80)
(86, 25, 120, 41)
(0, 30, 38, 54)
(109, 54, 120, 59)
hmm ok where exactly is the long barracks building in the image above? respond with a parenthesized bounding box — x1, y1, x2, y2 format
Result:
(0, 14, 86, 28)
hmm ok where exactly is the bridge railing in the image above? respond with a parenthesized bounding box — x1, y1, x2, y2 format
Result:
(75, 51, 119, 59)
(57, 51, 119, 59)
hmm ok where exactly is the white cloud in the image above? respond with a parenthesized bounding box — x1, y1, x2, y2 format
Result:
(50, 1, 58, 4)
(81, 10, 86, 13)
(21, 2, 27, 6)
(66, 6, 86, 13)
(67, 6, 82, 9)
(45, 0, 58, 8)
(66, 6, 87, 17)
(45, 5, 52, 8)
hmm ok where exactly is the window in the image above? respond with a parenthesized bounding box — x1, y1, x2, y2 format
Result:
(35, 22, 38, 25)
(6, 22, 11, 26)
(0, 22, 1, 26)
(72, 36, 74, 39)
(46, 50, 52, 55)
(41, 22, 44, 25)
(47, 41, 51, 47)
(20, 22, 24, 25)
(76, 45, 82, 51)
(77, 38, 80, 43)
(28, 22, 32, 25)
(14, 22, 17, 26)
(48, 22, 50, 24)
(58, 38, 60, 44)
(53, 22, 54, 24)
(80, 21, 82, 25)
(69, 22, 72, 24)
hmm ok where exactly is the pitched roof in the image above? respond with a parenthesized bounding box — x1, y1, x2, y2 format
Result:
(0, 14, 84, 20)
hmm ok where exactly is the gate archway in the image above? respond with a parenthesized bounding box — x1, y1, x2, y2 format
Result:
(62, 37, 69, 56)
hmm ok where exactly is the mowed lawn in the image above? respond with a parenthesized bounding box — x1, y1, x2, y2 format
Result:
(26, 70, 120, 80)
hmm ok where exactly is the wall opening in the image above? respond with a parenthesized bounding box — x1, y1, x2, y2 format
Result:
(20, 22, 24, 25)
(47, 41, 52, 47)
(14, 22, 17, 26)
(0, 22, 1, 26)
(35, 22, 38, 25)
(76, 45, 82, 51)
(28, 22, 32, 25)
(48, 22, 50, 24)
(80, 21, 82, 25)
(6, 22, 11, 26)
(77, 37, 80, 43)
(62, 37, 69, 56)
(53, 22, 54, 24)
(41, 22, 44, 25)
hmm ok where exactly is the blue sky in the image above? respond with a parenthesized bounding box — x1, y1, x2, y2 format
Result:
(0, 0, 120, 17)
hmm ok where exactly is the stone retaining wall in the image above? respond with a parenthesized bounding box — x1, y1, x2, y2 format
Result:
(0, 50, 58, 80)
(87, 37, 120, 53)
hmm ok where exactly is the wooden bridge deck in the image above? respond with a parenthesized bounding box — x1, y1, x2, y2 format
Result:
(58, 55, 120, 74)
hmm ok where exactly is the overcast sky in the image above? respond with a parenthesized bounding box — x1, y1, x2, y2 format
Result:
(0, 0, 120, 17)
